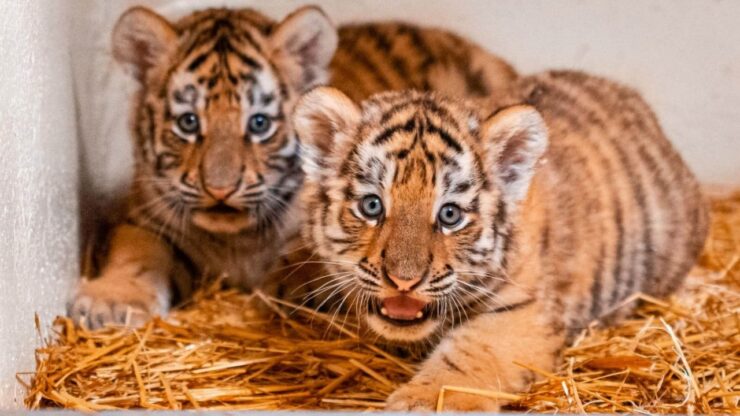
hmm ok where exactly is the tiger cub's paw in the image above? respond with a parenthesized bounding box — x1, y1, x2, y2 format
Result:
(67, 272, 167, 330)
(385, 381, 440, 411)
(386, 376, 502, 412)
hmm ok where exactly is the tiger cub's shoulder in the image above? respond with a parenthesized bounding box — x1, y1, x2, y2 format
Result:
(331, 22, 517, 102)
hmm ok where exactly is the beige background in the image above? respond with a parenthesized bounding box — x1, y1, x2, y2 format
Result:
(1, 0, 738, 408)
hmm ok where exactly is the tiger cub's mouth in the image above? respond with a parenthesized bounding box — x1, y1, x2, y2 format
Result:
(368, 295, 434, 327)
(191, 202, 254, 234)
(200, 202, 243, 216)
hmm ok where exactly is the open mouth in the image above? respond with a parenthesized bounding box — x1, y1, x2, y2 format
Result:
(368, 296, 434, 327)
(201, 203, 243, 215)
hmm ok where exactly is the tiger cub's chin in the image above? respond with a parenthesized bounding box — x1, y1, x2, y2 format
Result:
(365, 313, 441, 343)
(191, 211, 253, 234)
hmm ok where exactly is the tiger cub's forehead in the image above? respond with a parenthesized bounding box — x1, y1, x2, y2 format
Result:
(168, 61, 280, 115)
(164, 9, 283, 116)
(348, 92, 484, 203)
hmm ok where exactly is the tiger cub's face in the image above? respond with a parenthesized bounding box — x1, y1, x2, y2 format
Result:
(294, 89, 548, 343)
(112, 6, 337, 234)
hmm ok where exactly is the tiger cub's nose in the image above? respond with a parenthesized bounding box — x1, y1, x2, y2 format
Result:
(387, 274, 422, 292)
(205, 184, 238, 201)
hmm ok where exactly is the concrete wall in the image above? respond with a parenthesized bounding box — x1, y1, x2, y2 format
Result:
(0, 0, 79, 408)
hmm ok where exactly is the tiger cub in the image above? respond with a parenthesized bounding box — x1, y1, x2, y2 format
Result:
(68, 5, 516, 328)
(293, 72, 709, 411)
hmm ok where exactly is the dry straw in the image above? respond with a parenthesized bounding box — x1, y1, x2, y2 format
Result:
(20, 193, 740, 413)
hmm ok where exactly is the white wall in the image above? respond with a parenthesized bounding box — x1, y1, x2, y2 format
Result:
(77, 0, 739, 195)
(0, 1, 79, 408)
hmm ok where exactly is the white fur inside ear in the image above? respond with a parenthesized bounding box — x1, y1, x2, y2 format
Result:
(112, 6, 178, 81)
(483, 105, 549, 203)
(293, 87, 361, 177)
(270, 6, 338, 91)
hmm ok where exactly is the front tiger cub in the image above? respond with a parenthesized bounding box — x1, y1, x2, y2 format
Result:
(68, 5, 517, 329)
(293, 73, 708, 411)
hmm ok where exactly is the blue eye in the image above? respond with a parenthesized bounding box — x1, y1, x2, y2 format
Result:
(176, 112, 200, 135)
(438, 204, 463, 228)
(248, 113, 271, 135)
(360, 195, 384, 219)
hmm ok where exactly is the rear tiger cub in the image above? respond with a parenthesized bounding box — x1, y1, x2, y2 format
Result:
(293, 72, 708, 411)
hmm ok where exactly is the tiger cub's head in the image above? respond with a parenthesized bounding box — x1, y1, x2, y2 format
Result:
(294, 89, 548, 343)
(113, 6, 337, 234)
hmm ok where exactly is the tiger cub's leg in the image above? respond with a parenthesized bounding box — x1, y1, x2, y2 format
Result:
(386, 301, 562, 411)
(68, 224, 174, 329)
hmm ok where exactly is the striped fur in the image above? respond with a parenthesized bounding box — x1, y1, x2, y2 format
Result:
(68, 6, 517, 329)
(293, 73, 708, 410)
(330, 22, 516, 103)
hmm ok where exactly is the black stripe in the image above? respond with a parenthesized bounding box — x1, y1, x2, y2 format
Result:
(372, 117, 417, 145)
(187, 52, 210, 72)
(442, 355, 464, 373)
(608, 203, 625, 306)
(236, 27, 262, 53)
(366, 25, 413, 84)
(451, 181, 472, 194)
(426, 122, 463, 153)
(345, 45, 393, 90)
(484, 298, 535, 315)
(233, 49, 261, 69)
(396, 24, 434, 89)
(156, 153, 179, 172)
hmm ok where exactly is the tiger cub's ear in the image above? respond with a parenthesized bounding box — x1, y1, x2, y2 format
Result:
(482, 105, 549, 204)
(269, 6, 338, 93)
(112, 7, 178, 82)
(293, 87, 361, 177)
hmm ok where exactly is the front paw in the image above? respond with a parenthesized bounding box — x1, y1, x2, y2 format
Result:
(434, 387, 502, 412)
(385, 381, 440, 411)
(386, 382, 503, 412)
(68, 274, 166, 330)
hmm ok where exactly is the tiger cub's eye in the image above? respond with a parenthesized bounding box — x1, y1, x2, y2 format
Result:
(359, 195, 384, 219)
(176, 112, 200, 135)
(248, 113, 272, 135)
(438, 203, 463, 228)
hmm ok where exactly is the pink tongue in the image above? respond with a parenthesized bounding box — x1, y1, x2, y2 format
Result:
(382, 296, 426, 320)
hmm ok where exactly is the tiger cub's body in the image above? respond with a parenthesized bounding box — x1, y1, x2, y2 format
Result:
(331, 23, 515, 103)
(293, 72, 708, 411)
(68, 5, 516, 329)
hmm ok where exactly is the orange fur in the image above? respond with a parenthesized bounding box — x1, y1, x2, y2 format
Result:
(69, 6, 517, 329)
(294, 75, 708, 410)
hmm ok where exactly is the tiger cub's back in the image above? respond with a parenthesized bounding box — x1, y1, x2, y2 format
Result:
(331, 22, 517, 102)
(509, 70, 709, 326)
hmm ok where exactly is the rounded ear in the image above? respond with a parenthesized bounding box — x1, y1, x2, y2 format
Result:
(293, 87, 361, 176)
(482, 105, 549, 203)
(269, 6, 338, 92)
(112, 6, 178, 82)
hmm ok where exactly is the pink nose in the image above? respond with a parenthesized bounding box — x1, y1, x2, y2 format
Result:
(388, 274, 422, 292)
(205, 185, 237, 201)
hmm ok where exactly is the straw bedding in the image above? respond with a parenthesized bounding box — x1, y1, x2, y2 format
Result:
(20, 193, 740, 413)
